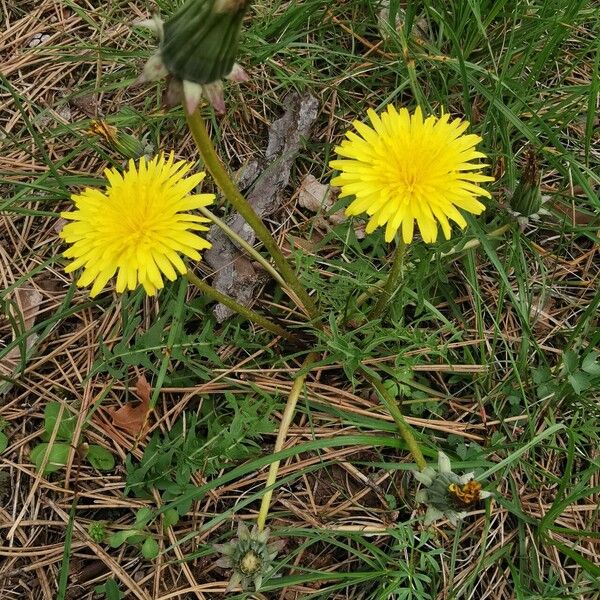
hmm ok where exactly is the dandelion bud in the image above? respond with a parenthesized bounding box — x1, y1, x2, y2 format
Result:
(510, 147, 544, 220)
(136, 0, 251, 114)
(88, 120, 154, 159)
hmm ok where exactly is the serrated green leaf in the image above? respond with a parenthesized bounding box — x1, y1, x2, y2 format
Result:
(135, 507, 154, 527)
(568, 372, 591, 395)
(87, 445, 115, 471)
(108, 529, 144, 548)
(0, 432, 7, 454)
(455, 442, 468, 460)
(562, 350, 578, 374)
(537, 382, 555, 401)
(103, 579, 123, 600)
(383, 379, 399, 398)
(163, 508, 180, 527)
(532, 366, 551, 385)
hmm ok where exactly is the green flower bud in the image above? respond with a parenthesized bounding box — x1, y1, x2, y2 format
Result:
(88, 120, 154, 159)
(88, 521, 107, 543)
(162, 0, 250, 85)
(136, 0, 251, 114)
(509, 148, 548, 225)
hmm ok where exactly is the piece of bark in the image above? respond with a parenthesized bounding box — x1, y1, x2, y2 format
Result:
(204, 92, 319, 321)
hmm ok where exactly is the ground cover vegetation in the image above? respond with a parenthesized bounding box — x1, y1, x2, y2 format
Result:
(0, 0, 599, 598)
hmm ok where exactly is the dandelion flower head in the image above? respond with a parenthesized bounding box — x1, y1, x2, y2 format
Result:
(60, 152, 214, 297)
(330, 105, 494, 243)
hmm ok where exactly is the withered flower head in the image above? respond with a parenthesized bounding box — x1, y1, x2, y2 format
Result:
(413, 451, 493, 525)
(214, 522, 284, 591)
(136, 0, 251, 114)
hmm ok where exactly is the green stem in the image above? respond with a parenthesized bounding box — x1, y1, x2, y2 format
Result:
(185, 109, 319, 320)
(256, 352, 318, 532)
(352, 224, 510, 321)
(185, 271, 299, 343)
(363, 370, 428, 471)
(371, 238, 406, 319)
(198, 206, 286, 288)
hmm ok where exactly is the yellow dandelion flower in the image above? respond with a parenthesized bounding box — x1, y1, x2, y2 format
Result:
(60, 152, 214, 297)
(330, 105, 494, 244)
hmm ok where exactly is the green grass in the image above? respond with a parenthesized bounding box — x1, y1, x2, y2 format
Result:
(1, 0, 599, 598)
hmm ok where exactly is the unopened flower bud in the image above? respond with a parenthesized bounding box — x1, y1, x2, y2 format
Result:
(509, 147, 548, 225)
(87, 120, 154, 159)
(136, 0, 251, 114)
(88, 521, 107, 543)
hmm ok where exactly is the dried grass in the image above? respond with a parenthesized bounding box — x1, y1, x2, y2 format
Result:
(1, 1, 599, 599)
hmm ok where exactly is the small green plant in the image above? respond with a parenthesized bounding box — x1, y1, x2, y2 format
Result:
(125, 397, 274, 516)
(88, 521, 107, 543)
(382, 526, 443, 600)
(107, 507, 168, 560)
(382, 362, 436, 418)
(30, 402, 114, 475)
(534, 349, 600, 403)
(94, 579, 123, 600)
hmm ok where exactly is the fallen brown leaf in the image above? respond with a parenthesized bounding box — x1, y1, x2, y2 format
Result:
(108, 375, 151, 437)
(286, 235, 318, 255)
(530, 294, 557, 335)
(551, 200, 598, 226)
(297, 174, 364, 238)
(298, 174, 333, 213)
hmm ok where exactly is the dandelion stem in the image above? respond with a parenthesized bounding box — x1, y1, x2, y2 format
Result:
(198, 206, 286, 288)
(363, 370, 428, 471)
(185, 270, 299, 343)
(185, 108, 319, 320)
(371, 238, 406, 319)
(256, 352, 318, 532)
(352, 225, 509, 318)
